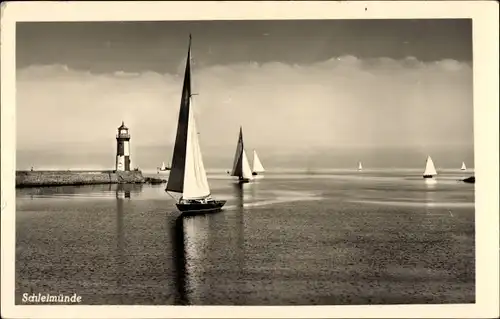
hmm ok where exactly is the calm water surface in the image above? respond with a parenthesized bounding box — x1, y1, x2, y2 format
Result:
(15, 170, 475, 305)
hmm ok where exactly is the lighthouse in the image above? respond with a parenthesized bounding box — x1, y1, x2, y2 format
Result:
(116, 121, 131, 172)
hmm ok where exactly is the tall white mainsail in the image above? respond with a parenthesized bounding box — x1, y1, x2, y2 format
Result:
(231, 127, 253, 180)
(182, 96, 210, 199)
(423, 156, 437, 177)
(241, 150, 253, 179)
(166, 35, 211, 200)
(461, 162, 467, 170)
(161, 162, 166, 170)
(252, 150, 265, 173)
(358, 161, 363, 171)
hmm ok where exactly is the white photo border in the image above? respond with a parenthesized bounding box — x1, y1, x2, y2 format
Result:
(1, 1, 498, 318)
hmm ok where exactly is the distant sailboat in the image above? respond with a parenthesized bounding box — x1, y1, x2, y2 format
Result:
(461, 162, 467, 170)
(157, 161, 170, 172)
(252, 150, 265, 176)
(231, 127, 253, 183)
(165, 34, 226, 214)
(423, 156, 437, 179)
(357, 161, 363, 171)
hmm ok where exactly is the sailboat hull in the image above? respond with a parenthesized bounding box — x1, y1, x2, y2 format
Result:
(176, 200, 227, 214)
(238, 178, 251, 184)
(423, 175, 434, 179)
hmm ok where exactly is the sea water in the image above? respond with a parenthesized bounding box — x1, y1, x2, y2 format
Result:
(15, 169, 475, 305)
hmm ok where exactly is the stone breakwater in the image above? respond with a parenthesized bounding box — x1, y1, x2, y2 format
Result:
(16, 170, 146, 187)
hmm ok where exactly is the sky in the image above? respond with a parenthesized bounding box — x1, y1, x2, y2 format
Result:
(16, 19, 474, 170)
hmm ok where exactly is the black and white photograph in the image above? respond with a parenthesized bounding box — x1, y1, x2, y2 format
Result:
(1, 1, 498, 318)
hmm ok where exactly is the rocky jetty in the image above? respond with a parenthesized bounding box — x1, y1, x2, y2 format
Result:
(144, 177, 167, 184)
(16, 170, 145, 187)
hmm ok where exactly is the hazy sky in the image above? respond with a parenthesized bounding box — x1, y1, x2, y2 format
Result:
(16, 19, 474, 169)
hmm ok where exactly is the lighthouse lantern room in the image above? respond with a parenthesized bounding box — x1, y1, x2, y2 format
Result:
(116, 121, 131, 172)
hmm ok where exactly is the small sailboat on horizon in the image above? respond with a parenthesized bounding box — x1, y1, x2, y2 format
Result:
(252, 150, 265, 177)
(357, 161, 363, 171)
(230, 127, 253, 184)
(423, 155, 437, 179)
(165, 34, 226, 214)
(461, 162, 467, 171)
(157, 161, 171, 172)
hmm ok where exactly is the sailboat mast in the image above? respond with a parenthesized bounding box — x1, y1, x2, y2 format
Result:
(187, 34, 193, 97)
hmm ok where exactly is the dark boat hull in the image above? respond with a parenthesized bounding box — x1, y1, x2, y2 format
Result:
(238, 178, 250, 184)
(176, 200, 227, 215)
(252, 172, 257, 176)
(423, 175, 434, 179)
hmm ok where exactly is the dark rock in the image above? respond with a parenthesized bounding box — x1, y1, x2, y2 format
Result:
(144, 177, 167, 184)
(462, 176, 475, 184)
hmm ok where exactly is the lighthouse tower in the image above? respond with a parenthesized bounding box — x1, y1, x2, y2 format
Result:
(116, 121, 131, 172)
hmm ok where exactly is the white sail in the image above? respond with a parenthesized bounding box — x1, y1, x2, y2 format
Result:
(358, 161, 363, 170)
(241, 149, 253, 179)
(423, 156, 437, 176)
(161, 162, 166, 170)
(252, 150, 265, 173)
(461, 162, 467, 170)
(182, 96, 211, 199)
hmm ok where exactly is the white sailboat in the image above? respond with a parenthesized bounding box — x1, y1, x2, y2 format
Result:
(423, 155, 437, 179)
(357, 161, 363, 171)
(461, 162, 467, 170)
(157, 161, 170, 172)
(252, 150, 265, 176)
(231, 127, 253, 183)
(165, 34, 226, 214)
